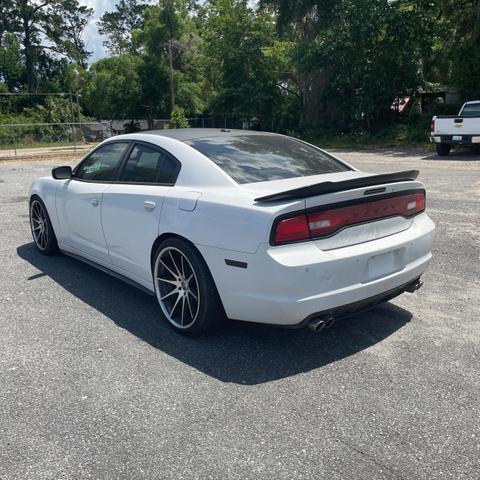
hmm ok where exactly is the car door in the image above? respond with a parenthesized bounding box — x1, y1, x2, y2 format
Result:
(101, 141, 181, 283)
(55, 141, 130, 263)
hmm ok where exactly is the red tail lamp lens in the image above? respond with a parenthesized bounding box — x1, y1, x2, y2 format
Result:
(272, 192, 426, 245)
(273, 214, 310, 244)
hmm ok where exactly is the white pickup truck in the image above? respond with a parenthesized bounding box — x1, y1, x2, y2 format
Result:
(430, 100, 480, 155)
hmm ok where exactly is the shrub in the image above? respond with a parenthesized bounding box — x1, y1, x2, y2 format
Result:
(168, 105, 189, 129)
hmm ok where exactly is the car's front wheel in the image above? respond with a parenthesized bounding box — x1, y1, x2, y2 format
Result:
(29, 197, 59, 255)
(153, 238, 225, 336)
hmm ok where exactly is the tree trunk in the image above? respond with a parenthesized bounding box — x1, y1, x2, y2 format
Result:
(299, 70, 329, 128)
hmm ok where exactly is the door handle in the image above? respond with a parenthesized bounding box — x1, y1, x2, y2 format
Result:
(90, 198, 100, 207)
(144, 201, 156, 211)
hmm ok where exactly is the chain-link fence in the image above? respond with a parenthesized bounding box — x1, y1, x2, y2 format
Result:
(0, 121, 113, 161)
(0, 116, 253, 162)
(0, 90, 255, 162)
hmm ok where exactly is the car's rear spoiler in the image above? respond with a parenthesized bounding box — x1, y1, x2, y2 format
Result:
(254, 170, 420, 203)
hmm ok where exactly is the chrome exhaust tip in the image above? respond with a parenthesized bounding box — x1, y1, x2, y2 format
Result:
(324, 317, 336, 329)
(405, 278, 423, 293)
(307, 314, 335, 333)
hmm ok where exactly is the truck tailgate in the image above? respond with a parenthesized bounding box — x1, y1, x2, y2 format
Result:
(435, 117, 480, 136)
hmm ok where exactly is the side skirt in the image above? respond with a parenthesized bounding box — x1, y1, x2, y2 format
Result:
(61, 250, 155, 296)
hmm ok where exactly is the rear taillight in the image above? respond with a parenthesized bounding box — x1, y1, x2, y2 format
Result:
(274, 214, 310, 244)
(431, 119, 435, 132)
(272, 191, 426, 245)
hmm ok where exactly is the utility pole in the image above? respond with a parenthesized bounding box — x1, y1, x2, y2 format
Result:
(168, 39, 175, 111)
(76, 94, 81, 124)
(69, 93, 76, 152)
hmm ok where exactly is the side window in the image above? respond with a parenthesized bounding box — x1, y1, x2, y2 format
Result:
(75, 142, 128, 181)
(120, 143, 180, 185)
(158, 152, 181, 184)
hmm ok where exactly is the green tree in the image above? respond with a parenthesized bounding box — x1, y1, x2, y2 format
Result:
(440, 0, 480, 99)
(82, 55, 143, 119)
(139, 0, 189, 110)
(136, 0, 205, 116)
(0, 33, 23, 90)
(83, 0, 204, 124)
(98, 0, 147, 55)
(202, 0, 283, 129)
(0, 0, 93, 90)
(263, 0, 431, 130)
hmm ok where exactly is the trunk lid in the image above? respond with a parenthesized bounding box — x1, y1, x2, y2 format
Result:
(242, 171, 425, 249)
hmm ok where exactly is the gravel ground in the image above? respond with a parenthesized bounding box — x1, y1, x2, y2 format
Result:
(0, 147, 479, 479)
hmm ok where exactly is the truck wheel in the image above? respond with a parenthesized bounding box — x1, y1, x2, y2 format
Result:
(436, 143, 451, 156)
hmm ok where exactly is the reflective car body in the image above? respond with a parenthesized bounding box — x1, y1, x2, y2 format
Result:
(30, 129, 435, 328)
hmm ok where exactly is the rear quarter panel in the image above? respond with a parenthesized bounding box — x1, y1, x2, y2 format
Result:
(158, 189, 304, 254)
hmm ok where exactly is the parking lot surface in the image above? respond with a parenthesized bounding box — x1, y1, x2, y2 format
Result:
(1, 148, 479, 479)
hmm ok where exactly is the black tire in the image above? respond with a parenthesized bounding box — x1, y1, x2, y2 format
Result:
(29, 196, 59, 255)
(436, 143, 451, 156)
(152, 237, 225, 336)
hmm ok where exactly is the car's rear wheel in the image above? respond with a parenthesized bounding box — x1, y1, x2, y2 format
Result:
(29, 197, 59, 255)
(436, 143, 451, 156)
(153, 238, 225, 336)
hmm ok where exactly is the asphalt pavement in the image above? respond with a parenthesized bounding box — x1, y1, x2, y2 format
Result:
(0, 147, 479, 479)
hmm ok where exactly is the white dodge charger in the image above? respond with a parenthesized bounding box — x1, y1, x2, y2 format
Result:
(29, 129, 435, 335)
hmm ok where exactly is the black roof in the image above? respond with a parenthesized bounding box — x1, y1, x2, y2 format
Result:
(142, 128, 278, 142)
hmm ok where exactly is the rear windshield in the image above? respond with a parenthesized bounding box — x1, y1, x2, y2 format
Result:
(186, 134, 350, 184)
(461, 103, 480, 116)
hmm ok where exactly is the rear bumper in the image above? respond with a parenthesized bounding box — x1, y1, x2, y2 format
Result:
(292, 277, 423, 329)
(198, 213, 435, 326)
(430, 135, 480, 144)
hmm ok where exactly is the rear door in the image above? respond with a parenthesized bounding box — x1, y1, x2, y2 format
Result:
(56, 141, 130, 262)
(101, 141, 181, 283)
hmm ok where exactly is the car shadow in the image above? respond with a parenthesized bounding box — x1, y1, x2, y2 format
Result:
(17, 243, 412, 385)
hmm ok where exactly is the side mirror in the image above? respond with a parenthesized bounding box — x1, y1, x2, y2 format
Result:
(52, 166, 72, 180)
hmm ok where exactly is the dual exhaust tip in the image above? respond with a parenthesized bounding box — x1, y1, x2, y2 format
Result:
(307, 278, 423, 333)
(307, 314, 336, 333)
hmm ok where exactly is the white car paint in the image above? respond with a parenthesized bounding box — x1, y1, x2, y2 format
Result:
(30, 129, 435, 327)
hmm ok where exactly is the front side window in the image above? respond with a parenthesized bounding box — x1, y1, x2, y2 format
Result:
(186, 135, 350, 184)
(75, 142, 128, 181)
(120, 143, 180, 185)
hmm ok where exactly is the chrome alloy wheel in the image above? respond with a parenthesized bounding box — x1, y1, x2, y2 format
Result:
(30, 199, 49, 251)
(154, 246, 200, 329)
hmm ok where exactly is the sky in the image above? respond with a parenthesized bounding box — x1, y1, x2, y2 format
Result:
(82, 0, 117, 62)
